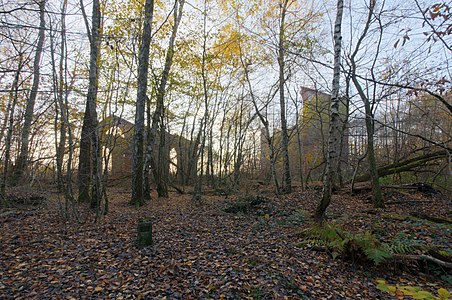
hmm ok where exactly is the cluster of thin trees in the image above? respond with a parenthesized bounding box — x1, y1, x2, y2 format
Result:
(0, 0, 450, 221)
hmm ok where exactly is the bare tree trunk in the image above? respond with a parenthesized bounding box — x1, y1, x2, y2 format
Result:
(291, 88, 304, 190)
(278, 0, 292, 194)
(12, 0, 46, 185)
(315, 0, 344, 223)
(50, 0, 76, 217)
(78, 102, 92, 203)
(88, 0, 102, 212)
(192, 0, 209, 202)
(144, 0, 184, 198)
(1, 54, 24, 207)
(349, 0, 383, 208)
(49, 0, 68, 194)
(78, 0, 102, 211)
(239, 45, 280, 194)
(78, 0, 92, 203)
(144, 95, 152, 200)
(131, 0, 154, 207)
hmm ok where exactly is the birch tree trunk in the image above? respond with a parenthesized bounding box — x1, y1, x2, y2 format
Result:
(12, 0, 46, 185)
(131, 0, 154, 207)
(315, 0, 344, 223)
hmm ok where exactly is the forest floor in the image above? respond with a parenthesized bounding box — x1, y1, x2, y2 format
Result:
(0, 184, 451, 299)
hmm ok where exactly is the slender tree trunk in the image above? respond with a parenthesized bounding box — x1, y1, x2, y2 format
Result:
(239, 44, 280, 194)
(144, 0, 184, 198)
(349, 0, 383, 208)
(78, 0, 92, 203)
(144, 95, 152, 200)
(88, 0, 102, 211)
(78, 0, 102, 210)
(1, 55, 24, 206)
(278, 0, 292, 194)
(51, 0, 75, 217)
(49, 0, 68, 194)
(292, 92, 304, 190)
(193, 0, 209, 202)
(131, 0, 154, 206)
(12, 0, 46, 185)
(315, 0, 344, 223)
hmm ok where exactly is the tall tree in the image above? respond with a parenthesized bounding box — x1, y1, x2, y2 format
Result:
(49, 0, 76, 218)
(278, 0, 292, 194)
(11, 0, 46, 185)
(1, 52, 24, 207)
(192, 0, 210, 202)
(144, 0, 185, 198)
(349, 0, 384, 208)
(315, 0, 344, 223)
(131, 0, 154, 207)
(78, 0, 102, 209)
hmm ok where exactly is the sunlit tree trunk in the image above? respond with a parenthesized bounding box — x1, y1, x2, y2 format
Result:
(315, 0, 344, 223)
(131, 0, 154, 207)
(12, 0, 46, 185)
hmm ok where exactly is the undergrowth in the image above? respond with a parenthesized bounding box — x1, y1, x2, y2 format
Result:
(296, 224, 428, 265)
(223, 196, 267, 214)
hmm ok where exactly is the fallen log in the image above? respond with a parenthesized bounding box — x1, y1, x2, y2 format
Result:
(409, 212, 452, 225)
(350, 182, 440, 196)
(394, 254, 452, 269)
(352, 151, 447, 183)
(385, 200, 434, 205)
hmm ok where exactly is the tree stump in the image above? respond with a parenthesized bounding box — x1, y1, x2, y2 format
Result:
(137, 219, 153, 247)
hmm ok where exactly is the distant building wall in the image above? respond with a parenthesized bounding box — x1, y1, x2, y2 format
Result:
(99, 116, 198, 184)
(260, 87, 349, 183)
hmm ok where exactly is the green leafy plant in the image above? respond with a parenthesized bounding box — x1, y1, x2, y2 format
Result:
(296, 224, 392, 264)
(376, 279, 450, 300)
(286, 209, 306, 225)
(297, 225, 438, 266)
(250, 287, 265, 299)
(223, 196, 267, 214)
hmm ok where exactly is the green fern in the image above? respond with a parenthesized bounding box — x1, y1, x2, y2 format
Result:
(298, 225, 391, 265)
(386, 243, 427, 255)
(363, 247, 392, 265)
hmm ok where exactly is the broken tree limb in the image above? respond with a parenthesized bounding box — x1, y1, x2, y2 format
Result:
(409, 212, 452, 225)
(352, 150, 447, 183)
(394, 254, 452, 269)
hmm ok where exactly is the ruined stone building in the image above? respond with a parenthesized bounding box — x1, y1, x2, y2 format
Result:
(99, 116, 198, 184)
